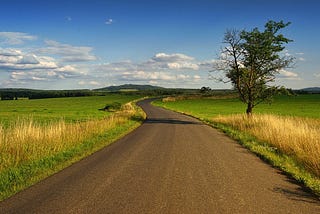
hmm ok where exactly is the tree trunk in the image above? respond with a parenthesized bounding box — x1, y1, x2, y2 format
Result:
(246, 102, 253, 116)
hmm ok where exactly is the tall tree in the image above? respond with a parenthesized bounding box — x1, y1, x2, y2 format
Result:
(213, 20, 294, 115)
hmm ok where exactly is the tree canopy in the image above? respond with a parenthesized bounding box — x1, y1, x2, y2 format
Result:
(213, 20, 294, 114)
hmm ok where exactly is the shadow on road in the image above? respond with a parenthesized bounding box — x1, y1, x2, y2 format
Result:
(273, 186, 320, 205)
(145, 118, 201, 125)
(272, 171, 320, 204)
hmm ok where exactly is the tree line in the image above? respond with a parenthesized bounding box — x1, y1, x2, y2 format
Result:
(0, 89, 99, 100)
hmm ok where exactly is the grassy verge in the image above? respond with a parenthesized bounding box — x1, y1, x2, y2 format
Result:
(154, 95, 320, 196)
(0, 101, 146, 201)
(206, 119, 320, 196)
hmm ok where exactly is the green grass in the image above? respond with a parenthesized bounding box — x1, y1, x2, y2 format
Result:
(155, 94, 320, 119)
(0, 94, 142, 126)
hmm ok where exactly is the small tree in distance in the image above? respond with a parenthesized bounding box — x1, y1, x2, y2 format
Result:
(212, 20, 294, 115)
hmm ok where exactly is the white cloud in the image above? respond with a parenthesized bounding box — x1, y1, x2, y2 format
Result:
(314, 73, 320, 78)
(91, 52, 214, 87)
(10, 71, 49, 82)
(167, 62, 199, 70)
(0, 48, 22, 56)
(36, 40, 97, 62)
(0, 47, 89, 85)
(17, 54, 39, 64)
(121, 70, 176, 81)
(89, 81, 101, 85)
(0, 50, 58, 70)
(148, 80, 158, 84)
(118, 70, 202, 84)
(194, 75, 201, 80)
(94, 53, 210, 78)
(278, 69, 300, 79)
(0, 46, 214, 88)
(105, 19, 114, 25)
(143, 53, 201, 71)
(0, 32, 37, 45)
(78, 80, 101, 86)
(152, 53, 194, 62)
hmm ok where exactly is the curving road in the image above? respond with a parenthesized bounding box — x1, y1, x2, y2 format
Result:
(1, 99, 319, 213)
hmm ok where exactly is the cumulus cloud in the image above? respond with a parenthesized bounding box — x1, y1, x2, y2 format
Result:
(0, 50, 58, 70)
(0, 47, 87, 85)
(17, 54, 39, 64)
(194, 75, 201, 80)
(0, 48, 22, 56)
(0, 32, 37, 45)
(0, 45, 211, 88)
(8, 64, 81, 82)
(147, 53, 199, 70)
(92, 52, 212, 86)
(10, 71, 49, 82)
(278, 69, 300, 79)
(97, 52, 202, 74)
(152, 53, 194, 62)
(36, 40, 97, 62)
(118, 70, 202, 85)
(167, 62, 199, 70)
(314, 73, 320, 78)
(78, 80, 101, 86)
(121, 70, 176, 81)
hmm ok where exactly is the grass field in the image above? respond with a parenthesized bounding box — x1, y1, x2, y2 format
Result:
(157, 94, 320, 119)
(0, 94, 142, 127)
(0, 94, 144, 200)
(155, 94, 320, 195)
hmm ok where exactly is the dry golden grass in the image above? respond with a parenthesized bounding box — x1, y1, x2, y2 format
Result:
(213, 114, 320, 176)
(0, 102, 142, 172)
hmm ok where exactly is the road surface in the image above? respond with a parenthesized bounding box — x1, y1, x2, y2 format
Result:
(1, 99, 319, 213)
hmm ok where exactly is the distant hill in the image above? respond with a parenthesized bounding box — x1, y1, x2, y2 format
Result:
(299, 87, 320, 93)
(95, 84, 164, 92)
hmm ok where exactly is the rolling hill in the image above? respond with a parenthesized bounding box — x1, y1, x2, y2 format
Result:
(94, 84, 164, 92)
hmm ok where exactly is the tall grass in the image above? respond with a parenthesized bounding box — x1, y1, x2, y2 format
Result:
(0, 102, 143, 174)
(213, 114, 320, 177)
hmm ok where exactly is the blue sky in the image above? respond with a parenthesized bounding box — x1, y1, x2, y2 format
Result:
(0, 0, 319, 89)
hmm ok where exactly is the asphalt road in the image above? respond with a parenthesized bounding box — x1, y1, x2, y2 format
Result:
(1, 99, 319, 213)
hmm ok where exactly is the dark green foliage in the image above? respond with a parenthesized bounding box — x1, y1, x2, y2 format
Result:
(200, 86, 212, 94)
(101, 102, 122, 112)
(215, 20, 294, 114)
(0, 88, 101, 100)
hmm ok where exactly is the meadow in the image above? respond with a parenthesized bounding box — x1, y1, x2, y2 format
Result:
(155, 94, 320, 195)
(0, 94, 142, 127)
(158, 94, 320, 119)
(0, 94, 144, 200)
